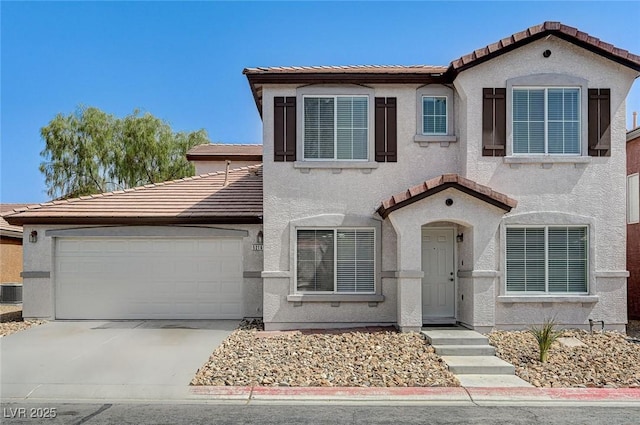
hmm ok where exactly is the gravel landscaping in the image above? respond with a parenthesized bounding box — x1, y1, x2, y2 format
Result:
(193, 320, 640, 388)
(191, 326, 459, 387)
(489, 329, 640, 388)
(0, 307, 45, 337)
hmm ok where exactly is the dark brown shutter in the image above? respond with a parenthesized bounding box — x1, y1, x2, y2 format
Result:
(274, 96, 296, 162)
(482, 88, 506, 157)
(375, 97, 397, 162)
(588, 88, 611, 157)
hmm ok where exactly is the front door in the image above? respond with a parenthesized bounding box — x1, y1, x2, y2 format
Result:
(422, 228, 455, 322)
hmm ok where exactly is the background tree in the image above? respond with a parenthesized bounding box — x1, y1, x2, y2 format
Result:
(39, 106, 210, 199)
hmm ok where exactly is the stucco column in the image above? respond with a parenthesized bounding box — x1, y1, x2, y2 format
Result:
(390, 217, 424, 332)
(396, 271, 424, 332)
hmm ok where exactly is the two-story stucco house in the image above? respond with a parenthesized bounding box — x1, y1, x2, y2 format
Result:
(6, 22, 640, 333)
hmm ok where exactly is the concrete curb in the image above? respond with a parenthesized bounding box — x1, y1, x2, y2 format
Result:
(189, 386, 640, 403)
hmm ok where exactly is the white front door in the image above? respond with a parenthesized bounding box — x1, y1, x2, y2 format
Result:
(422, 228, 455, 322)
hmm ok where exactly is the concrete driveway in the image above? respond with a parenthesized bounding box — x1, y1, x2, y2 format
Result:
(0, 320, 236, 401)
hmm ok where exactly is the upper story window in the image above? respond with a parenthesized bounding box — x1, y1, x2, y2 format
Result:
(414, 85, 456, 146)
(422, 96, 447, 135)
(303, 96, 368, 160)
(512, 87, 580, 155)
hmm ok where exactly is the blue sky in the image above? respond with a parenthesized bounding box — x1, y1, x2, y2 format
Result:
(2, 1, 639, 203)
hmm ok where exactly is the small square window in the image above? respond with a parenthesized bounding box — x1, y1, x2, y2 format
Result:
(422, 96, 447, 135)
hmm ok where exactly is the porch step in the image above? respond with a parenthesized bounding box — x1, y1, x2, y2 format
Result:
(421, 329, 489, 346)
(440, 356, 515, 375)
(432, 344, 496, 356)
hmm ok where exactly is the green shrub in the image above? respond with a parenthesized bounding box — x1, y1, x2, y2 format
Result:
(529, 318, 561, 363)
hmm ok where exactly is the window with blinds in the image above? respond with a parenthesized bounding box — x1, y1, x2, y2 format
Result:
(422, 96, 447, 135)
(513, 88, 580, 154)
(628, 174, 640, 224)
(296, 228, 375, 293)
(303, 96, 368, 160)
(506, 226, 588, 293)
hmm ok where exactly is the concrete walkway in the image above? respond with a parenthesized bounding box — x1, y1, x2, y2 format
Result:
(422, 327, 532, 388)
(0, 320, 236, 401)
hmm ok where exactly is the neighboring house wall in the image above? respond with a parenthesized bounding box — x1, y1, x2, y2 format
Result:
(20, 224, 263, 319)
(193, 160, 262, 175)
(261, 36, 637, 331)
(628, 129, 640, 320)
(0, 237, 23, 283)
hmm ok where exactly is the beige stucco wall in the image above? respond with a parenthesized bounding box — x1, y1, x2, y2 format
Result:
(453, 36, 637, 331)
(261, 35, 638, 331)
(1, 237, 23, 283)
(20, 224, 263, 319)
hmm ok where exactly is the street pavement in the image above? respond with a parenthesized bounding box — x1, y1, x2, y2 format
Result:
(1, 403, 639, 424)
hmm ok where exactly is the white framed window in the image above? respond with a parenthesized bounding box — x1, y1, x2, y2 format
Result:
(302, 95, 368, 160)
(296, 228, 375, 293)
(629, 173, 640, 224)
(512, 87, 581, 155)
(422, 96, 447, 135)
(506, 226, 588, 294)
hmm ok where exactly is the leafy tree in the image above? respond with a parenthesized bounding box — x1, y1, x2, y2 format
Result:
(39, 106, 209, 199)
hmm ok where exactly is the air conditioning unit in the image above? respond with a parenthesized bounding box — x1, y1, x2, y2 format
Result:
(0, 284, 23, 304)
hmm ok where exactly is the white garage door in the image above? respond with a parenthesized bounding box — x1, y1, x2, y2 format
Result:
(55, 238, 243, 319)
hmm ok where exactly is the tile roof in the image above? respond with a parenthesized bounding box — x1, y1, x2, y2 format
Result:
(377, 174, 517, 218)
(4, 166, 263, 226)
(244, 22, 640, 114)
(0, 204, 29, 238)
(186, 144, 263, 161)
(450, 21, 640, 73)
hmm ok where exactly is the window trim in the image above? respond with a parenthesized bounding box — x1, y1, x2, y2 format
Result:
(296, 86, 375, 164)
(629, 173, 640, 224)
(505, 74, 589, 158)
(287, 214, 383, 302)
(294, 227, 376, 295)
(511, 86, 582, 156)
(501, 212, 596, 297)
(505, 225, 589, 295)
(421, 95, 448, 136)
(414, 85, 457, 146)
(301, 95, 370, 162)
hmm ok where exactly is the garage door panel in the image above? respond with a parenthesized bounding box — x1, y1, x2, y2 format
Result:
(55, 237, 244, 320)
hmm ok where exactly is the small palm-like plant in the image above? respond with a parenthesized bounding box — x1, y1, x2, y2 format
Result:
(529, 318, 561, 363)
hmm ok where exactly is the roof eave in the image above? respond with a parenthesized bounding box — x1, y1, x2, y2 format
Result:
(0, 229, 23, 239)
(377, 182, 516, 219)
(627, 127, 640, 142)
(245, 71, 449, 117)
(3, 215, 263, 226)
(186, 154, 263, 162)
(450, 30, 640, 76)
